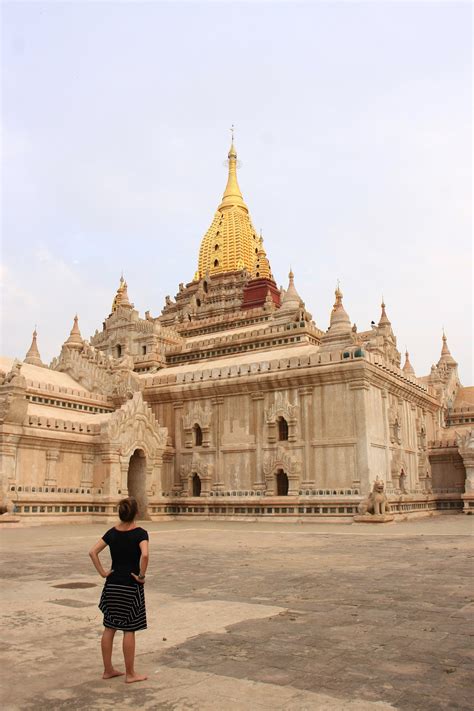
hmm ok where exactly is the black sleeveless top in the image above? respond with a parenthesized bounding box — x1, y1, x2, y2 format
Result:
(102, 526, 149, 585)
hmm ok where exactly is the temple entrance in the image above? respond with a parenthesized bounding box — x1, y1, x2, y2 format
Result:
(276, 469, 289, 496)
(192, 473, 201, 497)
(127, 449, 149, 519)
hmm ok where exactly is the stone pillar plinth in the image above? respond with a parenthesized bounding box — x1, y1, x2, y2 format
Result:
(101, 451, 121, 496)
(150, 454, 163, 497)
(80, 452, 94, 488)
(119, 458, 129, 492)
(1, 440, 18, 487)
(44, 450, 60, 486)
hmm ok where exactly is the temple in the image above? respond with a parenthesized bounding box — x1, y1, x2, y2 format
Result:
(1, 139, 473, 521)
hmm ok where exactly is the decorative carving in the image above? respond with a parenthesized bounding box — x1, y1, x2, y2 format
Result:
(180, 453, 213, 495)
(101, 392, 167, 459)
(183, 403, 212, 431)
(0, 361, 28, 424)
(51, 346, 140, 401)
(183, 403, 212, 448)
(456, 429, 474, 455)
(263, 446, 301, 494)
(265, 392, 298, 424)
(388, 401, 402, 445)
(399, 469, 408, 494)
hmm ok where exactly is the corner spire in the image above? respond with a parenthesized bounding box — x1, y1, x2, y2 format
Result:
(111, 275, 125, 313)
(378, 297, 391, 327)
(438, 330, 457, 366)
(279, 268, 303, 312)
(251, 235, 273, 280)
(218, 135, 247, 211)
(64, 315, 83, 350)
(24, 328, 43, 366)
(119, 281, 132, 309)
(402, 349, 415, 375)
(328, 283, 351, 334)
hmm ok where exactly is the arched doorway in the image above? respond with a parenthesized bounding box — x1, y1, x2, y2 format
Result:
(276, 469, 289, 496)
(192, 473, 201, 497)
(127, 449, 149, 519)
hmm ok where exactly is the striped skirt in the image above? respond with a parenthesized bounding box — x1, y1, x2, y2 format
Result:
(99, 582, 147, 631)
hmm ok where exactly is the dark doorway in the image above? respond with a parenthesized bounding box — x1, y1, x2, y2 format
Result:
(276, 469, 289, 496)
(278, 417, 289, 441)
(194, 424, 203, 446)
(192, 473, 201, 497)
(127, 449, 149, 519)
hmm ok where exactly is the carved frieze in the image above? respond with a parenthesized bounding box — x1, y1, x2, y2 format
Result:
(263, 446, 301, 495)
(183, 403, 212, 430)
(183, 402, 212, 448)
(101, 392, 168, 460)
(265, 391, 298, 424)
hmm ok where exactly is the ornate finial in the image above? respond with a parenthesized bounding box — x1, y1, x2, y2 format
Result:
(25, 327, 43, 366)
(230, 123, 235, 142)
(439, 328, 456, 365)
(379, 297, 391, 327)
(403, 348, 415, 375)
(64, 314, 83, 350)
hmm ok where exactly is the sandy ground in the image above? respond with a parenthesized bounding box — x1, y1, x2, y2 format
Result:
(1, 515, 473, 710)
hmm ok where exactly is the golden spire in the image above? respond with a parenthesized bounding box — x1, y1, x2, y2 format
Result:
(197, 136, 260, 278)
(218, 134, 247, 211)
(24, 328, 43, 366)
(252, 234, 273, 280)
(112, 275, 125, 313)
(64, 315, 83, 350)
(120, 281, 132, 308)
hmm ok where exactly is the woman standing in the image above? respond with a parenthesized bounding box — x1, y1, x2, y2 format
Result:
(89, 496, 149, 683)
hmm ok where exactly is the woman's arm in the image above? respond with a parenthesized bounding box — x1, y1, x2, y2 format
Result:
(131, 540, 149, 584)
(88, 539, 112, 578)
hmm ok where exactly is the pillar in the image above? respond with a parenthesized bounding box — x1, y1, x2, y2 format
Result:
(211, 396, 224, 492)
(172, 401, 184, 494)
(44, 449, 60, 486)
(80, 452, 94, 488)
(350, 379, 371, 493)
(101, 451, 121, 496)
(298, 386, 314, 487)
(251, 392, 266, 492)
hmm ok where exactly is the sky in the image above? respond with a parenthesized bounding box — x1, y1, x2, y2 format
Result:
(1, 1, 472, 383)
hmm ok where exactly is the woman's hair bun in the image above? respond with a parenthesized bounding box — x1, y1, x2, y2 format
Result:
(118, 496, 138, 523)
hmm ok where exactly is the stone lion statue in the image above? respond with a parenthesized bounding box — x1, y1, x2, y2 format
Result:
(358, 479, 390, 516)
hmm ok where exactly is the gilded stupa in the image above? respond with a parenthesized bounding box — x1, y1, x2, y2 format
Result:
(196, 137, 261, 279)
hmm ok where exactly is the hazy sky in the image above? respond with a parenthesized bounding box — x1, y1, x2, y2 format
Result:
(1, 1, 472, 383)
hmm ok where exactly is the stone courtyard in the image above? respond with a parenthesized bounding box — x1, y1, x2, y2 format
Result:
(1, 515, 473, 710)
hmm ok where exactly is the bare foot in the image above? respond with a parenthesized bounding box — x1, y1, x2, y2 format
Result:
(102, 669, 125, 679)
(125, 674, 147, 684)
